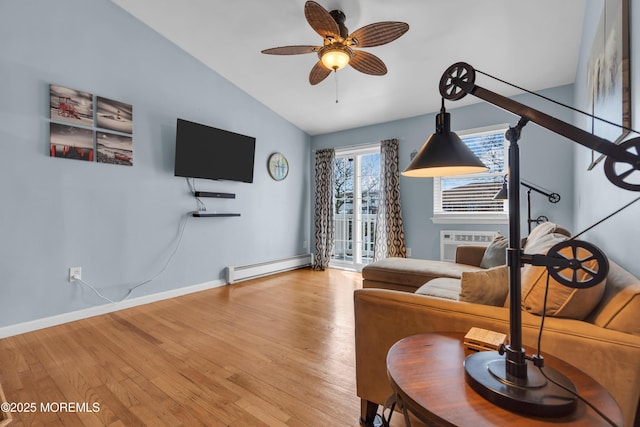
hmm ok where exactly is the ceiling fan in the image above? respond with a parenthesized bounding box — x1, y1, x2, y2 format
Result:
(261, 1, 409, 85)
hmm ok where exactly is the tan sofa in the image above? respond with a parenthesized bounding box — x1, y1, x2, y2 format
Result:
(356, 247, 640, 426)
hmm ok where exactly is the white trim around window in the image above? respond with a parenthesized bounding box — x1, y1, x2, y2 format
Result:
(432, 124, 509, 225)
(431, 212, 508, 224)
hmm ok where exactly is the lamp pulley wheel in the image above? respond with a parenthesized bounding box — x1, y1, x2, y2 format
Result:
(604, 137, 640, 192)
(439, 62, 475, 101)
(536, 215, 549, 224)
(546, 240, 608, 289)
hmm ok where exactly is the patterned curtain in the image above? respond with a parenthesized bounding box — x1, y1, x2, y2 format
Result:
(313, 149, 335, 270)
(373, 139, 406, 262)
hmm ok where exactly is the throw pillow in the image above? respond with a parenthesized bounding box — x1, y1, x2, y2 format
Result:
(521, 234, 606, 320)
(523, 222, 571, 252)
(480, 233, 508, 268)
(460, 265, 509, 306)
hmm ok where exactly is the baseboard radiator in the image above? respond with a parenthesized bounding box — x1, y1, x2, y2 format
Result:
(226, 254, 313, 284)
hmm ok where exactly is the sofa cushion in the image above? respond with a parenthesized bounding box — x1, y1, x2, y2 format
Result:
(521, 233, 606, 320)
(480, 233, 508, 268)
(415, 278, 460, 300)
(460, 265, 509, 306)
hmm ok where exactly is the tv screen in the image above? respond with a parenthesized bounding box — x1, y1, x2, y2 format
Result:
(174, 118, 256, 183)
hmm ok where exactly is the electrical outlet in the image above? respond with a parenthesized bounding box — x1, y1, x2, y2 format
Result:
(69, 267, 81, 282)
(406, 248, 412, 257)
(303, 240, 308, 249)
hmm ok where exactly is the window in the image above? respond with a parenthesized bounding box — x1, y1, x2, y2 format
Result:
(433, 124, 508, 224)
(332, 144, 380, 268)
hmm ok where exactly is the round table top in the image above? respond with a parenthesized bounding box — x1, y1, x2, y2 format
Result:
(386, 332, 623, 427)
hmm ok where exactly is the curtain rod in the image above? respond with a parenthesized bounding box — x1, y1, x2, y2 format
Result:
(312, 138, 399, 153)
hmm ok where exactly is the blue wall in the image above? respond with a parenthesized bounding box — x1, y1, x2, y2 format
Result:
(573, 0, 639, 277)
(311, 86, 576, 262)
(0, 0, 310, 327)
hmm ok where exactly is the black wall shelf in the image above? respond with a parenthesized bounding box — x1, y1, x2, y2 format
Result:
(192, 211, 241, 217)
(194, 191, 235, 199)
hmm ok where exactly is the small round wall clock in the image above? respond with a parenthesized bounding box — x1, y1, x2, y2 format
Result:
(268, 152, 289, 181)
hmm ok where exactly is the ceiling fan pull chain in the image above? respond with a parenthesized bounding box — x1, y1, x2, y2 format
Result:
(334, 70, 339, 103)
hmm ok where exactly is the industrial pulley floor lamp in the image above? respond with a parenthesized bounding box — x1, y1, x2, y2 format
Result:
(403, 62, 640, 417)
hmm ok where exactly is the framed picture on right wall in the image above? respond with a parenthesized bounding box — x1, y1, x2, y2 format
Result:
(587, 0, 631, 170)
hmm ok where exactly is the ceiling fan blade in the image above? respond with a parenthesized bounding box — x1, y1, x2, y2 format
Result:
(350, 50, 387, 76)
(348, 22, 409, 48)
(261, 45, 320, 55)
(305, 1, 340, 39)
(309, 61, 332, 85)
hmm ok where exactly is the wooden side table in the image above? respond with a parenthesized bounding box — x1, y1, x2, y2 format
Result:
(386, 333, 623, 426)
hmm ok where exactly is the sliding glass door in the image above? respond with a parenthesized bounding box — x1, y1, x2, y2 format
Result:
(332, 145, 380, 269)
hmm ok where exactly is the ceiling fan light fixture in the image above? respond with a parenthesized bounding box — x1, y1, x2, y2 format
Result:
(319, 45, 352, 70)
(262, 1, 409, 84)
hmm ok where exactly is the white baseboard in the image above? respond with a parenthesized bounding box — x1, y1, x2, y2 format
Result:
(0, 279, 226, 339)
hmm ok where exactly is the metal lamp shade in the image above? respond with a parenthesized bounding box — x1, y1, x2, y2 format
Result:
(493, 180, 508, 200)
(402, 111, 487, 178)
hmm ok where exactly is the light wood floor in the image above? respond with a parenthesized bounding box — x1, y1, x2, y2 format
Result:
(0, 268, 411, 426)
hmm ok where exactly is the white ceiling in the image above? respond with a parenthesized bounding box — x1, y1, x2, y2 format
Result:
(111, 0, 587, 136)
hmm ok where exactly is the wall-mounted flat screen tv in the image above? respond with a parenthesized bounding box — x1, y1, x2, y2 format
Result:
(174, 118, 256, 183)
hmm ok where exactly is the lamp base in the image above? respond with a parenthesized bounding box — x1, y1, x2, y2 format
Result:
(464, 351, 577, 417)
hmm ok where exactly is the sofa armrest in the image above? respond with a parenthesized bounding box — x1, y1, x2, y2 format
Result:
(354, 288, 640, 427)
(455, 245, 486, 266)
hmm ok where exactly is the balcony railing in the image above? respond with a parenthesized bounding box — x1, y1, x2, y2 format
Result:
(332, 212, 377, 265)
